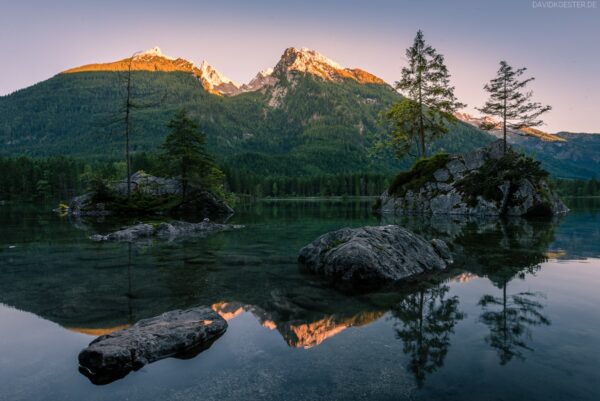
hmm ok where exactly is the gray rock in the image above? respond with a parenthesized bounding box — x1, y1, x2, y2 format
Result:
(78, 307, 227, 384)
(446, 159, 467, 179)
(488, 140, 506, 159)
(90, 223, 155, 242)
(90, 220, 243, 242)
(298, 225, 452, 286)
(155, 220, 243, 239)
(114, 171, 182, 197)
(462, 148, 486, 170)
(433, 168, 450, 182)
(376, 140, 568, 217)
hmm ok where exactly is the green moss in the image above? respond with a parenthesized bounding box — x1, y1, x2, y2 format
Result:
(323, 238, 348, 253)
(388, 153, 451, 196)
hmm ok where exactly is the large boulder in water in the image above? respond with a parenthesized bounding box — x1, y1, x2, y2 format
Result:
(377, 140, 568, 217)
(78, 307, 227, 385)
(298, 225, 452, 287)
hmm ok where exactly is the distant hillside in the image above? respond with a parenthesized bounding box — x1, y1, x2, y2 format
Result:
(456, 113, 599, 179)
(513, 132, 600, 179)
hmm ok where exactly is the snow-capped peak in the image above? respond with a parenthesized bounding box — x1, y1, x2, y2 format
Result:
(297, 47, 343, 69)
(198, 60, 237, 86)
(135, 46, 176, 60)
(274, 47, 345, 75)
(257, 68, 274, 78)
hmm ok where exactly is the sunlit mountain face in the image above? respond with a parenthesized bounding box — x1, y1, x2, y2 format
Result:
(62, 46, 388, 97)
(211, 301, 384, 348)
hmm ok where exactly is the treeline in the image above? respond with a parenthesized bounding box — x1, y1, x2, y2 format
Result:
(554, 178, 600, 197)
(0, 156, 87, 201)
(2, 154, 597, 202)
(0, 154, 392, 201)
(224, 168, 391, 197)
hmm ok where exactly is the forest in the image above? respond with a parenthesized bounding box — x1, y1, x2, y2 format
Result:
(0, 154, 597, 202)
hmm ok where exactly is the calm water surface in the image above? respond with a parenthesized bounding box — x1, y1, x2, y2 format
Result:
(0, 199, 599, 401)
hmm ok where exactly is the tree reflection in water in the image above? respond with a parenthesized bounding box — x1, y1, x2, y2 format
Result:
(479, 283, 550, 365)
(392, 285, 464, 388)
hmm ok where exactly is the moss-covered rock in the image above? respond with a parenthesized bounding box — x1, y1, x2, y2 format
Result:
(67, 172, 233, 218)
(377, 140, 568, 217)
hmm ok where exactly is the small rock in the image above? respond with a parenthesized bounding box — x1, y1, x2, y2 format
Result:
(433, 168, 450, 182)
(90, 221, 243, 242)
(78, 307, 227, 385)
(446, 159, 467, 179)
(90, 223, 155, 242)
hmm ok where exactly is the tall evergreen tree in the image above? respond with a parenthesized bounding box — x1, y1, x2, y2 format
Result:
(162, 109, 220, 199)
(478, 61, 552, 154)
(386, 30, 465, 158)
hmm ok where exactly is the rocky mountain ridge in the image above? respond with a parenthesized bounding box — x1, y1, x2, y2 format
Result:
(62, 46, 389, 96)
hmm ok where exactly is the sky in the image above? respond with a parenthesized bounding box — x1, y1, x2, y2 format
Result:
(0, 0, 598, 133)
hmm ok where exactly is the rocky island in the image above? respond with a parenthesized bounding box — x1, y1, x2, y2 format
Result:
(376, 141, 568, 216)
(67, 171, 233, 218)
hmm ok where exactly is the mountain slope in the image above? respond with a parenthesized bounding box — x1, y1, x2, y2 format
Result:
(0, 47, 503, 176)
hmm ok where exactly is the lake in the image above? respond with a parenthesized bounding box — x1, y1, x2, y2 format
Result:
(0, 198, 599, 401)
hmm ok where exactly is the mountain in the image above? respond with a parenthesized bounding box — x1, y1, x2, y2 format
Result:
(454, 112, 565, 142)
(456, 113, 600, 178)
(63, 46, 240, 96)
(0, 46, 492, 177)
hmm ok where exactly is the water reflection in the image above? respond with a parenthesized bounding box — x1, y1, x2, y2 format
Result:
(478, 287, 550, 365)
(211, 301, 384, 349)
(392, 285, 464, 388)
(383, 212, 558, 369)
(0, 200, 594, 389)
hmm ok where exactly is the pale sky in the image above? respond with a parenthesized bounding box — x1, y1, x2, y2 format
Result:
(1, 0, 598, 133)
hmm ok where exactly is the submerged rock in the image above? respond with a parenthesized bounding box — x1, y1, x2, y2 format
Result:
(90, 223, 155, 242)
(377, 140, 568, 217)
(298, 225, 452, 287)
(90, 219, 243, 242)
(78, 307, 227, 385)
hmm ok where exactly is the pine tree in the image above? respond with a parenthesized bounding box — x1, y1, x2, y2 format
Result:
(161, 109, 221, 200)
(478, 61, 552, 154)
(387, 30, 465, 158)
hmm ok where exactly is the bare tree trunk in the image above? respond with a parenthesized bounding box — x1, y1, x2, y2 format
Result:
(418, 72, 425, 158)
(125, 59, 133, 200)
(503, 78, 507, 154)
